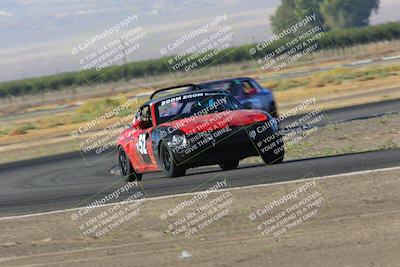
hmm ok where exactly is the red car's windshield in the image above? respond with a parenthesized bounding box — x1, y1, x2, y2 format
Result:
(155, 93, 241, 124)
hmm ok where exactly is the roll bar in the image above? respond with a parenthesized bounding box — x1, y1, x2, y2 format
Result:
(150, 84, 199, 100)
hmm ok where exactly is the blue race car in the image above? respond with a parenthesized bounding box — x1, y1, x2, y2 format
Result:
(197, 77, 278, 118)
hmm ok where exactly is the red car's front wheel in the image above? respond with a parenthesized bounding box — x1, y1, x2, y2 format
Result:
(159, 142, 186, 178)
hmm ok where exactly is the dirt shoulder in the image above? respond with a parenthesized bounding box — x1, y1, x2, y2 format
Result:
(0, 167, 399, 267)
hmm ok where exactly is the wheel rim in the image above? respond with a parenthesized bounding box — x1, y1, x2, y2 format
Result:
(161, 145, 171, 172)
(119, 151, 129, 176)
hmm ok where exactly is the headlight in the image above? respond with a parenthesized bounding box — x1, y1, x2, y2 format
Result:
(167, 135, 188, 148)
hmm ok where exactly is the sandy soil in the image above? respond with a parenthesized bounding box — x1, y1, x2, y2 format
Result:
(0, 168, 399, 267)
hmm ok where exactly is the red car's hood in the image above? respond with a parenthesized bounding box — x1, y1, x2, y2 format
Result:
(159, 110, 268, 134)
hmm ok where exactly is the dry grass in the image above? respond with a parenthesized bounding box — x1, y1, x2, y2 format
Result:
(262, 64, 400, 92)
(273, 73, 400, 113)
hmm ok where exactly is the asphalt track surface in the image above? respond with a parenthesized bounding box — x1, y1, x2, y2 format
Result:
(0, 99, 399, 217)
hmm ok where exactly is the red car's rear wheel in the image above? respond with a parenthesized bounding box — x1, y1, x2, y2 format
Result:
(118, 147, 142, 182)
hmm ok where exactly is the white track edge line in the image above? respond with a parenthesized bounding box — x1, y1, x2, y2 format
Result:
(0, 165, 399, 221)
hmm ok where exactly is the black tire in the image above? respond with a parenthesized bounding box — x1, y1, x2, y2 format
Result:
(159, 142, 186, 178)
(118, 147, 142, 182)
(261, 145, 285, 165)
(219, 160, 239, 171)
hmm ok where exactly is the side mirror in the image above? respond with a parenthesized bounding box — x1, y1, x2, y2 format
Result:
(132, 119, 146, 129)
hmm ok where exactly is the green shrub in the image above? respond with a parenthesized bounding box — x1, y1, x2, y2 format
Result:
(8, 123, 37, 135)
(76, 98, 126, 118)
(75, 96, 144, 120)
(276, 79, 309, 91)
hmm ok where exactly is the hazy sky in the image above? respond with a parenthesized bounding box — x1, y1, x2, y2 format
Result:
(0, 0, 398, 82)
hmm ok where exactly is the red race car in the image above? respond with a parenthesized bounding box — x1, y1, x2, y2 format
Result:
(117, 85, 284, 181)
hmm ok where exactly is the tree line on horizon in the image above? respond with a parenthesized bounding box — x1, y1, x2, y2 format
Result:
(1, 20, 400, 98)
(271, 0, 380, 33)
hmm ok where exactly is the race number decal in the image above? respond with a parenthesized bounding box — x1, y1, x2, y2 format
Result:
(137, 133, 148, 155)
